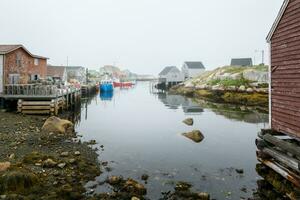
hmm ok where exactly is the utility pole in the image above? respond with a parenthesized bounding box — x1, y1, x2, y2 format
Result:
(262, 50, 265, 65)
(255, 50, 265, 65)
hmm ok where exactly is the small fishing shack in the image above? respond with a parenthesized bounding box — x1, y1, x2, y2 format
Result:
(256, 0, 300, 199)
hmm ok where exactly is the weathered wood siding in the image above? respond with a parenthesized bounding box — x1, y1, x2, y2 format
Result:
(271, 0, 300, 139)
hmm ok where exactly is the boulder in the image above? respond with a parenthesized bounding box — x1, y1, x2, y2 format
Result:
(57, 163, 66, 169)
(41, 117, 74, 134)
(182, 130, 204, 143)
(175, 181, 192, 191)
(123, 179, 146, 195)
(107, 176, 122, 185)
(239, 85, 246, 91)
(246, 88, 254, 93)
(0, 162, 11, 172)
(43, 158, 57, 168)
(183, 118, 193, 126)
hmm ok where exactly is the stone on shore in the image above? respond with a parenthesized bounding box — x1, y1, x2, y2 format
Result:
(183, 118, 194, 126)
(182, 130, 204, 143)
(0, 162, 11, 172)
(107, 176, 122, 185)
(43, 158, 57, 168)
(124, 179, 147, 195)
(41, 116, 74, 134)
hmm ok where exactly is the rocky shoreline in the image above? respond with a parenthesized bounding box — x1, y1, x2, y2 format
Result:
(169, 85, 268, 107)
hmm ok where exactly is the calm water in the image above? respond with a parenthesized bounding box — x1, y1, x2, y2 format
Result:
(76, 81, 269, 199)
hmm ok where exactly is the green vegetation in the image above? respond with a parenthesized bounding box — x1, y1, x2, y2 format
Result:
(208, 77, 251, 87)
(222, 92, 268, 106)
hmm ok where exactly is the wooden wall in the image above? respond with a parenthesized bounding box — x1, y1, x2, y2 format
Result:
(271, 0, 300, 139)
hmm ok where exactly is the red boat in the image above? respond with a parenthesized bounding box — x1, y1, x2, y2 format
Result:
(113, 81, 133, 88)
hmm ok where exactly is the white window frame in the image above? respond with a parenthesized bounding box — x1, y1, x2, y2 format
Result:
(34, 58, 39, 66)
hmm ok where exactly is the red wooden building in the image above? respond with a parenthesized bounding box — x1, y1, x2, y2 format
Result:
(267, 0, 300, 139)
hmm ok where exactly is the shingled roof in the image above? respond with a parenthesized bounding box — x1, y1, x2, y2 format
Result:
(0, 44, 48, 59)
(159, 66, 180, 75)
(231, 58, 253, 66)
(184, 61, 205, 69)
(47, 65, 66, 78)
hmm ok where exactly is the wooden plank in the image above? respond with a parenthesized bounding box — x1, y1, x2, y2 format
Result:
(272, 94, 300, 102)
(272, 111, 300, 129)
(21, 101, 51, 106)
(263, 134, 300, 159)
(22, 110, 50, 114)
(262, 147, 300, 172)
(22, 106, 51, 110)
(271, 120, 300, 140)
(258, 158, 300, 189)
(272, 98, 300, 108)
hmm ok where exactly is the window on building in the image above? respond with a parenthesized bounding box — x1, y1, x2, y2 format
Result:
(16, 53, 22, 67)
(9, 74, 20, 84)
(34, 58, 39, 66)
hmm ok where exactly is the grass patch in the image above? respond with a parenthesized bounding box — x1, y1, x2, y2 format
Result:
(208, 78, 250, 87)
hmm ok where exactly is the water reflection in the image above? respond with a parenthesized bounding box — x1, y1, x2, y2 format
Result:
(100, 91, 114, 101)
(157, 93, 268, 124)
(157, 93, 204, 114)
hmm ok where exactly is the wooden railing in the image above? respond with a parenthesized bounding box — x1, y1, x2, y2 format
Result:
(4, 84, 61, 96)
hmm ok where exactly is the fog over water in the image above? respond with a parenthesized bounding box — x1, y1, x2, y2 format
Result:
(0, 0, 283, 74)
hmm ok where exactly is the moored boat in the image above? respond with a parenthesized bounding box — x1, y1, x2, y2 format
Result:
(100, 76, 114, 92)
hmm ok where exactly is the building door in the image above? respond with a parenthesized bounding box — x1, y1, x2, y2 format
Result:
(0, 55, 3, 93)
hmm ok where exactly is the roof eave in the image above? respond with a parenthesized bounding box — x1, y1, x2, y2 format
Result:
(3, 45, 48, 59)
(266, 0, 290, 43)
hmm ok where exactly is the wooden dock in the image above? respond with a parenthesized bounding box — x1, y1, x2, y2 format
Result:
(0, 84, 81, 115)
(81, 84, 98, 97)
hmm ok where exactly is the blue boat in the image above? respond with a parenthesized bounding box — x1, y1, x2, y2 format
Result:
(100, 91, 114, 101)
(100, 78, 113, 92)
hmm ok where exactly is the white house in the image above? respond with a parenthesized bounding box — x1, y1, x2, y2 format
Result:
(158, 66, 184, 84)
(182, 61, 205, 79)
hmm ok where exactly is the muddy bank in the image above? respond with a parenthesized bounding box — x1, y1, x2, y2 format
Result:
(169, 85, 268, 107)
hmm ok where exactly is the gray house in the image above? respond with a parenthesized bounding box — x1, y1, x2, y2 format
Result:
(230, 58, 253, 66)
(65, 66, 86, 84)
(158, 66, 184, 89)
(182, 61, 205, 79)
(47, 65, 67, 84)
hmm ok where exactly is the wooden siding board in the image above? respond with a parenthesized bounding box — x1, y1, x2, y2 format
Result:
(271, 113, 300, 131)
(271, 0, 300, 139)
(272, 122, 299, 139)
(272, 99, 300, 107)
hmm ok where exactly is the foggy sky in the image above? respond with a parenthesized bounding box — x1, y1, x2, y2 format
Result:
(0, 0, 283, 75)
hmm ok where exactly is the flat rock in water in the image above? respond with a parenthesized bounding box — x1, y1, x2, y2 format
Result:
(182, 130, 204, 143)
(183, 118, 193, 126)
